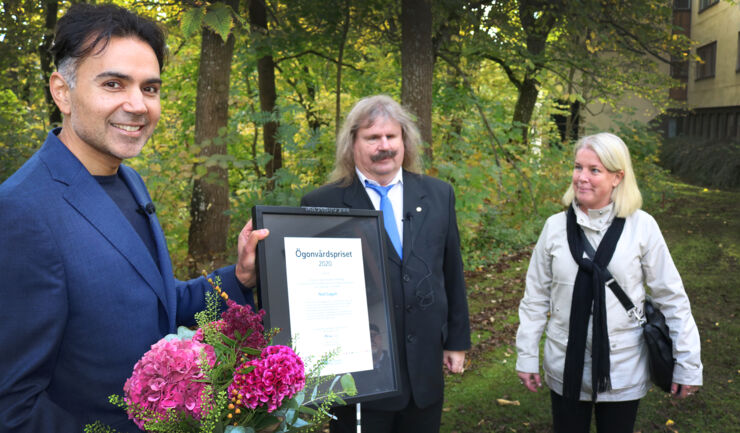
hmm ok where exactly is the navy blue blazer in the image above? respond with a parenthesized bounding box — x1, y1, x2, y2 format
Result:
(301, 171, 471, 410)
(0, 130, 253, 432)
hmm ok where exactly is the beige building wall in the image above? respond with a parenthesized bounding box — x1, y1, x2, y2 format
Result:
(688, 1, 740, 109)
(581, 60, 670, 134)
(582, 89, 664, 135)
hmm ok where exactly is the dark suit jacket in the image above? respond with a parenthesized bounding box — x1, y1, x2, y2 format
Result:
(301, 171, 471, 410)
(0, 130, 253, 432)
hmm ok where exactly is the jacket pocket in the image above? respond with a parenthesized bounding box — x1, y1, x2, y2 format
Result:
(543, 323, 569, 382)
(606, 329, 649, 389)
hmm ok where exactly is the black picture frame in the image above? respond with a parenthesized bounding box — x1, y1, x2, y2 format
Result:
(252, 205, 401, 405)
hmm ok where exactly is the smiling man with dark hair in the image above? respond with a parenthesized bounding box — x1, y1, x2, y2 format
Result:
(0, 4, 267, 432)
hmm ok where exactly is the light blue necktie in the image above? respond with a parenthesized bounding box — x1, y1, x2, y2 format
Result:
(365, 181, 402, 259)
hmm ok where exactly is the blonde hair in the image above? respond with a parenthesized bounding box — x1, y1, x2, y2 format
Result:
(330, 95, 422, 185)
(561, 132, 642, 217)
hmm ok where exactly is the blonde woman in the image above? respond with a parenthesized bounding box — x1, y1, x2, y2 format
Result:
(515, 132, 702, 433)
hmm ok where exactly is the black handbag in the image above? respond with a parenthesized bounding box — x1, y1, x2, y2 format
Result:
(641, 296, 675, 392)
(580, 231, 676, 393)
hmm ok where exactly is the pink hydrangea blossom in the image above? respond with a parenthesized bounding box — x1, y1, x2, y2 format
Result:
(123, 338, 215, 429)
(228, 345, 306, 413)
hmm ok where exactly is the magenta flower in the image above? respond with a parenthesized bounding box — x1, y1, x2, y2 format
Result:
(194, 301, 268, 356)
(123, 338, 215, 429)
(228, 345, 306, 413)
(220, 300, 268, 351)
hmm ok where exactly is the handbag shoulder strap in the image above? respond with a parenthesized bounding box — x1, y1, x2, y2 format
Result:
(578, 226, 644, 324)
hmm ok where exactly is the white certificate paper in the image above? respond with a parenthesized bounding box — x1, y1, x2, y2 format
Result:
(284, 237, 373, 375)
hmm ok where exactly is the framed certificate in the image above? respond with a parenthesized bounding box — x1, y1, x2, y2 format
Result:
(252, 205, 400, 404)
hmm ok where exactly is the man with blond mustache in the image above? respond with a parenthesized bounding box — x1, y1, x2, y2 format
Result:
(301, 95, 471, 433)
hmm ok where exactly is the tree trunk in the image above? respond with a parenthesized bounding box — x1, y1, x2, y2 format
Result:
(39, 0, 61, 126)
(187, 10, 237, 275)
(562, 64, 578, 144)
(249, 0, 281, 189)
(511, 0, 557, 145)
(401, 0, 434, 166)
(512, 76, 539, 145)
(335, 0, 350, 137)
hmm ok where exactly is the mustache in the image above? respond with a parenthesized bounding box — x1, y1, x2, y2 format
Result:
(370, 150, 397, 162)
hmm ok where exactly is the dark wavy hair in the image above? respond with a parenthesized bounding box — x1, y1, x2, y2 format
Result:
(51, 3, 166, 85)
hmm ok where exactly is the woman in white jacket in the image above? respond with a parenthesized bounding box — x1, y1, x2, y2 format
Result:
(515, 132, 702, 433)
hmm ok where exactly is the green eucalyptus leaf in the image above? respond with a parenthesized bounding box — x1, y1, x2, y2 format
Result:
(220, 333, 237, 347)
(297, 405, 318, 416)
(290, 418, 309, 428)
(239, 346, 261, 355)
(213, 341, 231, 354)
(340, 373, 357, 395)
(236, 365, 256, 375)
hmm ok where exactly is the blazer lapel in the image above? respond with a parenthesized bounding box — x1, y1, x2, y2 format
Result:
(118, 166, 175, 313)
(342, 177, 373, 209)
(42, 138, 170, 311)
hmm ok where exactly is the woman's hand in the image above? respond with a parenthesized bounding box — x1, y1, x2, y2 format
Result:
(517, 371, 542, 392)
(671, 383, 699, 399)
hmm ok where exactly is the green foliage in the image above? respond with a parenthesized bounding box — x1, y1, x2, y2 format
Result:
(659, 135, 740, 190)
(179, 2, 237, 41)
(84, 420, 122, 433)
(0, 0, 54, 110)
(203, 3, 234, 42)
(440, 139, 570, 269)
(1, 0, 694, 275)
(0, 89, 47, 181)
(182, 7, 205, 39)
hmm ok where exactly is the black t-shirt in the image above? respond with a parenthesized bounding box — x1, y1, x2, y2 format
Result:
(94, 172, 159, 268)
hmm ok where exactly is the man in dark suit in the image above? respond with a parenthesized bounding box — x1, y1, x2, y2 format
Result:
(301, 95, 471, 433)
(0, 4, 267, 432)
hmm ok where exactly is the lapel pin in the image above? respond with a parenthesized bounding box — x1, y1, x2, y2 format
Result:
(416, 206, 422, 213)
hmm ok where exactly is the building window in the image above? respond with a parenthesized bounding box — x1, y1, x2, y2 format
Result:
(699, 0, 719, 12)
(671, 56, 689, 79)
(673, 0, 691, 11)
(668, 118, 678, 138)
(696, 41, 716, 80)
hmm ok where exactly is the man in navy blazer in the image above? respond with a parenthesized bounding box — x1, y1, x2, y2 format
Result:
(0, 4, 267, 432)
(301, 95, 471, 432)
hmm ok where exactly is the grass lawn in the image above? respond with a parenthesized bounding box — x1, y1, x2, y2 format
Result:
(441, 182, 740, 433)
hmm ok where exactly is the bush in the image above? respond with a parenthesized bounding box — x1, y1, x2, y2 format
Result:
(659, 135, 740, 190)
(0, 89, 47, 182)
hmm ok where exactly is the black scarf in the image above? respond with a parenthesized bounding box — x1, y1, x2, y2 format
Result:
(563, 205, 625, 401)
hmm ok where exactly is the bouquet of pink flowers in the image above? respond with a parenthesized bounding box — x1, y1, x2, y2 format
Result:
(86, 279, 355, 433)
